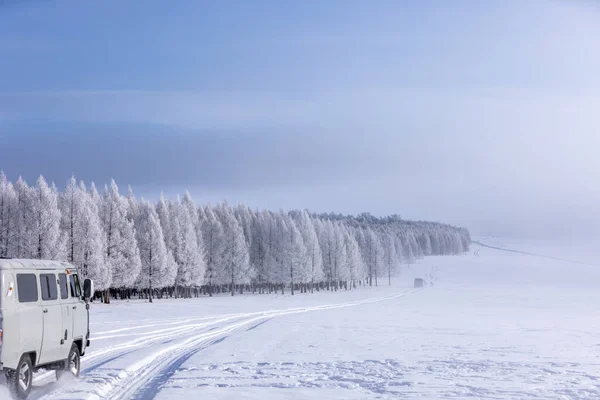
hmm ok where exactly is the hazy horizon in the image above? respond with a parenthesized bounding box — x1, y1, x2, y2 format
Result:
(2, 0, 599, 239)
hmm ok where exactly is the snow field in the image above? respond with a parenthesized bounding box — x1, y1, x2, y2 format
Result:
(2, 238, 598, 399)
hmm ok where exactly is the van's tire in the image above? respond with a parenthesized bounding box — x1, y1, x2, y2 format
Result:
(6, 354, 33, 399)
(56, 343, 81, 381)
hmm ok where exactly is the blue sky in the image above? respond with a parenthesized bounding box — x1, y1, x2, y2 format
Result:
(1, 0, 599, 238)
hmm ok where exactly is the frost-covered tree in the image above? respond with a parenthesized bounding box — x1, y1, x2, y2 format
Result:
(364, 228, 384, 286)
(330, 222, 348, 290)
(181, 192, 203, 250)
(61, 176, 80, 263)
(249, 210, 269, 292)
(382, 231, 400, 285)
(13, 177, 31, 258)
(418, 232, 432, 256)
(60, 177, 109, 291)
(316, 220, 347, 290)
(344, 227, 364, 288)
(234, 204, 253, 249)
(284, 218, 306, 295)
(100, 180, 141, 301)
(0, 172, 17, 258)
(314, 219, 331, 288)
(267, 212, 289, 293)
(293, 210, 323, 291)
(171, 198, 205, 297)
(80, 181, 111, 291)
(126, 186, 139, 222)
(216, 203, 252, 295)
(164, 249, 178, 289)
(29, 176, 65, 260)
(156, 193, 173, 251)
(89, 182, 103, 217)
(135, 201, 168, 303)
(200, 204, 224, 296)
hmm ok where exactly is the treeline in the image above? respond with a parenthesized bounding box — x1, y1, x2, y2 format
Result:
(0, 173, 470, 302)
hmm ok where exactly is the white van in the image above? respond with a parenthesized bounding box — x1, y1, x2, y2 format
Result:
(0, 259, 94, 399)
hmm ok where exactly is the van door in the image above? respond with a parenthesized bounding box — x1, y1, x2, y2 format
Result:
(39, 273, 64, 364)
(16, 273, 43, 365)
(68, 273, 87, 349)
(58, 273, 72, 346)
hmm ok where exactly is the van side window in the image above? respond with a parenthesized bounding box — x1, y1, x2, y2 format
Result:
(69, 274, 81, 298)
(40, 274, 58, 301)
(58, 273, 69, 299)
(16, 274, 38, 303)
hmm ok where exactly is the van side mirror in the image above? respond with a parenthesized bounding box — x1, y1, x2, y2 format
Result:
(83, 279, 94, 301)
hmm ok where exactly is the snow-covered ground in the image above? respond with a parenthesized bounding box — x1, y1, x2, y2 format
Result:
(3, 237, 600, 399)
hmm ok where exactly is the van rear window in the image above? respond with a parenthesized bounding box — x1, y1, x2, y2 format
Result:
(40, 274, 58, 301)
(17, 274, 38, 303)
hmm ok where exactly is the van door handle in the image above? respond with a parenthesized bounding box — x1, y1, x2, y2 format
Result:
(72, 306, 77, 310)
(43, 309, 48, 313)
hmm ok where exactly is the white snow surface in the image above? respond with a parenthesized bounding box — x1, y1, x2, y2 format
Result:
(2, 237, 600, 399)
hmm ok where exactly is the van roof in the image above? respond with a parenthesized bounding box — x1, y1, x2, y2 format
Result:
(0, 259, 74, 270)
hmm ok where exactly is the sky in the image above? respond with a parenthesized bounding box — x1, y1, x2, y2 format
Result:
(1, 0, 599, 239)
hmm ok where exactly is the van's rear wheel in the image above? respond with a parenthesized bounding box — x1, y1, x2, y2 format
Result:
(6, 354, 33, 399)
(56, 343, 80, 381)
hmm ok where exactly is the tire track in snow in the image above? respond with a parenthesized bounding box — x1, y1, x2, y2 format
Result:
(37, 288, 420, 400)
(30, 314, 258, 399)
(473, 240, 600, 267)
(129, 337, 227, 400)
(93, 312, 261, 337)
(110, 288, 421, 400)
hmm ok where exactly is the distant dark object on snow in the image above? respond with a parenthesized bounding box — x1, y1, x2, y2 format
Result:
(414, 278, 425, 288)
